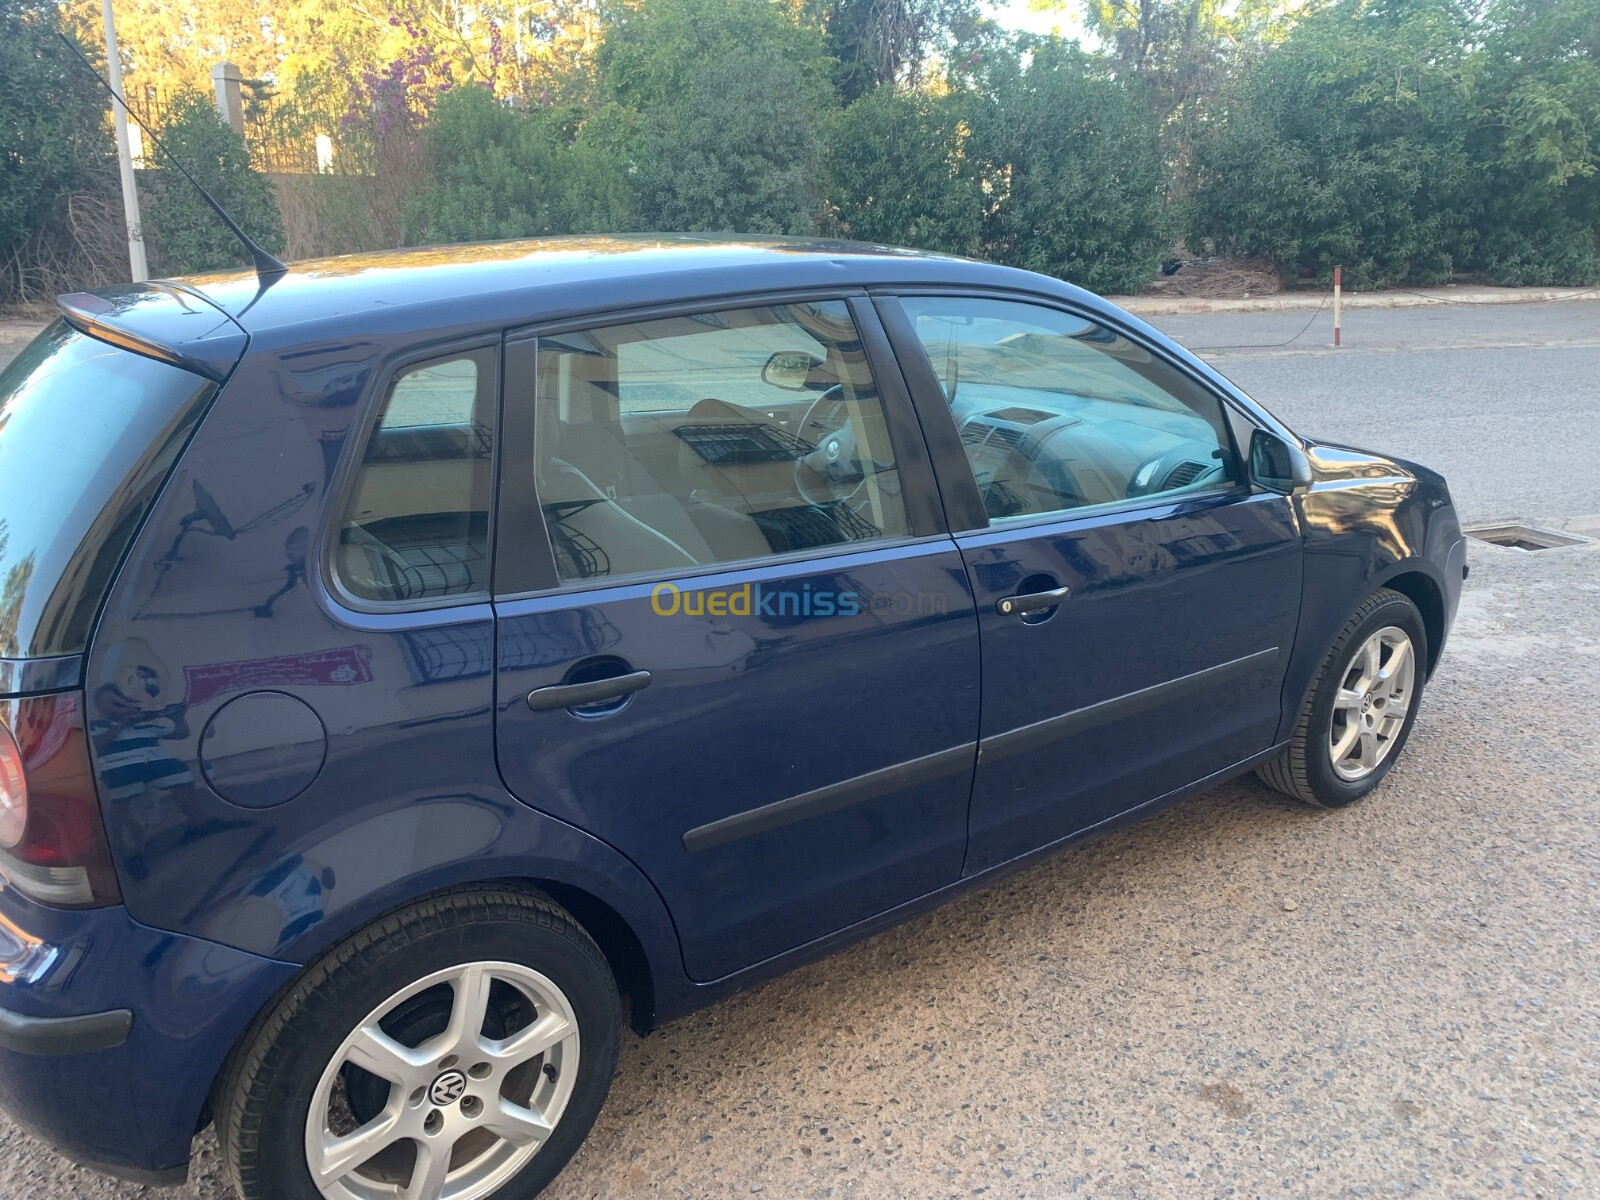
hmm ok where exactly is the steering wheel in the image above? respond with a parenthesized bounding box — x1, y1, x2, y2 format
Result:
(794, 385, 857, 506)
(1125, 449, 1225, 499)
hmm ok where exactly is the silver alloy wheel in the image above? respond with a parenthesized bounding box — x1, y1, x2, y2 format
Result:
(305, 961, 580, 1200)
(1328, 625, 1416, 782)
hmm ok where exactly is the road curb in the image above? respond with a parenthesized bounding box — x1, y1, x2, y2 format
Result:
(1111, 286, 1600, 316)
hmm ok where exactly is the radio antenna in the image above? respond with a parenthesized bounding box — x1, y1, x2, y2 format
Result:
(58, 32, 288, 284)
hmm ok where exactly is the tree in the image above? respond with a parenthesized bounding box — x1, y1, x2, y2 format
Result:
(811, 0, 987, 102)
(826, 87, 982, 253)
(139, 90, 286, 275)
(600, 0, 836, 234)
(1189, 0, 1476, 287)
(968, 39, 1172, 294)
(407, 85, 635, 241)
(0, 0, 122, 301)
(1080, 0, 1286, 122)
(1467, 0, 1600, 283)
(64, 0, 287, 95)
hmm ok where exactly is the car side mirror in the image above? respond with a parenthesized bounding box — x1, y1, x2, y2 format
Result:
(1249, 429, 1313, 496)
(761, 351, 824, 391)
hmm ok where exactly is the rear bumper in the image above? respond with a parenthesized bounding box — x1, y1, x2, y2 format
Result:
(0, 889, 298, 1184)
(0, 1005, 131, 1055)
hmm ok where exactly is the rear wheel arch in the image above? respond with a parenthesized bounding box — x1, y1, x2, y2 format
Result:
(203, 875, 657, 1140)
(531, 878, 657, 1034)
(215, 884, 621, 1200)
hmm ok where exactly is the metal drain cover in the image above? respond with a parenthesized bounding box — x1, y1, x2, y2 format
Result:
(1465, 524, 1590, 551)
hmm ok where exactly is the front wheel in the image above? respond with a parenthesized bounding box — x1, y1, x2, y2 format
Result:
(219, 888, 620, 1200)
(1257, 587, 1428, 808)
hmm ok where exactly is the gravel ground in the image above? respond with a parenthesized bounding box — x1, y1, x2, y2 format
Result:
(1, 301, 1597, 1198)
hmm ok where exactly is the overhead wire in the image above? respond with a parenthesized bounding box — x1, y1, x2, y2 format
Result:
(1184, 296, 1328, 352)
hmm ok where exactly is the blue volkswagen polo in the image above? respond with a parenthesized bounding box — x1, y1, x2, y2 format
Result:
(0, 238, 1464, 1200)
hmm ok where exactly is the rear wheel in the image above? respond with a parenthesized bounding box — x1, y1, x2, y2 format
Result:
(219, 888, 620, 1200)
(1257, 587, 1427, 808)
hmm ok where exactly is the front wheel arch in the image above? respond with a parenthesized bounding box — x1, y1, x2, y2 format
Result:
(1259, 586, 1428, 807)
(1380, 568, 1446, 677)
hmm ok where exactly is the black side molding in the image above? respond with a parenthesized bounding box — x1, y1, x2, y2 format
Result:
(683, 742, 976, 853)
(979, 647, 1281, 765)
(0, 1005, 132, 1056)
(679, 649, 1278, 854)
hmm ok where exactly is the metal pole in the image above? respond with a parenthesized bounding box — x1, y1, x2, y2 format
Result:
(100, 0, 148, 281)
(1333, 264, 1342, 348)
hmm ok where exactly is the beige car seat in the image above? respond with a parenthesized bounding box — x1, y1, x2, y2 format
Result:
(536, 354, 773, 576)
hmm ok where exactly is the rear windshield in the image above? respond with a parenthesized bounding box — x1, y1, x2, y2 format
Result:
(0, 321, 215, 660)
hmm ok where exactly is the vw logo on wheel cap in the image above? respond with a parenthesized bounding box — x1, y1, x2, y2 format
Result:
(429, 1069, 468, 1106)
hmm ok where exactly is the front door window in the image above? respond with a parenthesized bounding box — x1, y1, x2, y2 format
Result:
(898, 297, 1239, 522)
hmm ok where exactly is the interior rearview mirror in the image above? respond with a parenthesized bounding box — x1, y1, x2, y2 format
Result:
(1249, 429, 1313, 495)
(761, 350, 823, 391)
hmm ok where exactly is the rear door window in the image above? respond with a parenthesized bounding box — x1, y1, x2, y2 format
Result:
(0, 321, 216, 660)
(527, 300, 910, 585)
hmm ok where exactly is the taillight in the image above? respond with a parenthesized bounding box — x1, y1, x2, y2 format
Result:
(0, 722, 25, 848)
(0, 694, 121, 907)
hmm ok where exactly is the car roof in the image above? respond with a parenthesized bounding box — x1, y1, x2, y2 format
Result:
(55, 235, 1299, 452)
(62, 235, 1119, 376)
(186, 235, 1099, 334)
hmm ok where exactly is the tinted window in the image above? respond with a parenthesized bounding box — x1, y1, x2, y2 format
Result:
(531, 301, 908, 584)
(0, 322, 215, 659)
(900, 298, 1238, 521)
(336, 348, 496, 604)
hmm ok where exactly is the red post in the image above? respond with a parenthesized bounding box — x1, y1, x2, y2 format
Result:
(1333, 265, 1342, 348)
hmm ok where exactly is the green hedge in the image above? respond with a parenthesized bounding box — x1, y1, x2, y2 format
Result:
(968, 41, 1173, 295)
(0, 2, 119, 301)
(6, 0, 1596, 297)
(1190, 0, 1475, 288)
(406, 89, 635, 242)
(138, 92, 286, 276)
(1191, 0, 1599, 288)
(825, 88, 983, 256)
(413, 32, 1174, 296)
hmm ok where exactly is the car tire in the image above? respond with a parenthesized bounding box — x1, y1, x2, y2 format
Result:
(1257, 587, 1428, 808)
(217, 887, 620, 1200)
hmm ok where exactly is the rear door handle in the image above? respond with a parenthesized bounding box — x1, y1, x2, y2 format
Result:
(997, 586, 1071, 616)
(527, 670, 653, 712)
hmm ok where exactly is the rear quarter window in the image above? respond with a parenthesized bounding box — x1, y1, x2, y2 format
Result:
(0, 321, 215, 659)
(333, 347, 497, 606)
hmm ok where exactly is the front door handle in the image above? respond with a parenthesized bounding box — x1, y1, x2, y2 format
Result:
(527, 670, 653, 712)
(997, 586, 1071, 616)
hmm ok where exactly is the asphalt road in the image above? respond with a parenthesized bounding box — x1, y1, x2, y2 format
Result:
(1, 300, 1597, 1199)
(1151, 299, 1600, 525)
